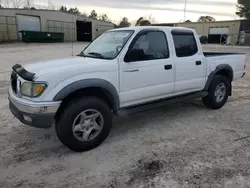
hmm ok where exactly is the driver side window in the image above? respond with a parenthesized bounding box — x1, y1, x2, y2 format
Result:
(125, 31, 169, 62)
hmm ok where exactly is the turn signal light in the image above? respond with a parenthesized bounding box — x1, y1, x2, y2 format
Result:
(35, 85, 46, 95)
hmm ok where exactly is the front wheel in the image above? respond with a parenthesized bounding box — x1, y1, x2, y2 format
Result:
(202, 75, 230, 109)
(55, 97, 112, 152)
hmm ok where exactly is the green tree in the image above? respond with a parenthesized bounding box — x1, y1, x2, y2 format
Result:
(144, 14, 156, 24)
(3, 0, 10, 8)
(197, 16, 215, 22)
(236, 0, 250, 19)
(89, 10, 97, 19)
(99, 14, 110, 22)
(68, 7, 80, 15)
(139, 20, 151, 26)
(11, 0, 23, 8)
(24, 0, 32, 8)
(118, 17, 131, 28)
(135, 17, 144, 26)
(185, 20, 192, 23)
(59, 6, 67, 12)
(135, 17, 151, 26)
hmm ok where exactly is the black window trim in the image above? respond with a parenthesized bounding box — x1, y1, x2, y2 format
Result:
(124, 29, 170, 63)
(171, 29, 198, 58)
(171, 29, 194, 35)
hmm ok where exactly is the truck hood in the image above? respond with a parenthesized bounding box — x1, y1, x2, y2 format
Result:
(23, 56, 115, 79)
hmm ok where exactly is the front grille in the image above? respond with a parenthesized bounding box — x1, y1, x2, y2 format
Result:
(11, 71, 17, 93)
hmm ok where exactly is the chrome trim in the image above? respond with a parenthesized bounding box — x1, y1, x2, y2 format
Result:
(8, 91, 61, 114)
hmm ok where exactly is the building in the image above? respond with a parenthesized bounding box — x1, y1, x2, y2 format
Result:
(0, 8, 115, 42)
(153, 20, 250, 45)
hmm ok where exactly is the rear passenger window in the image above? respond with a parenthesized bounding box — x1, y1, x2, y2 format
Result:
(173, 34, 198, 57)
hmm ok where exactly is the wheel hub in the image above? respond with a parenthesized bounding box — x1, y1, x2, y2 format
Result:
(72, 109, 104, 141)
(214, 83, 226, 103)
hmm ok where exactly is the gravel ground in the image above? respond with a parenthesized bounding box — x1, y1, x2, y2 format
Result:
(0, 42, 250, 188)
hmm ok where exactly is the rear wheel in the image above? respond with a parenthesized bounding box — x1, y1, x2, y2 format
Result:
(55, 97, 112, 152)
(203, 75, 230, 109)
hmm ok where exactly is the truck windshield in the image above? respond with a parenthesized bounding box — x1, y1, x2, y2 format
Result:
(80, 30, 134, 60)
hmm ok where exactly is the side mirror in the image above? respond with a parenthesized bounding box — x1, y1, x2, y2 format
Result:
(200, 36, 208, 44)
(124, 49, 145, 62)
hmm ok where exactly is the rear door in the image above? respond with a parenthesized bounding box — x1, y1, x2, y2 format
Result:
(119, 29, 175, 107)
(171, 29, 206, 94)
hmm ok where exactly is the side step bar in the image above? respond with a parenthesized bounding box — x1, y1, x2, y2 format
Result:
(117, 91, 208, 116)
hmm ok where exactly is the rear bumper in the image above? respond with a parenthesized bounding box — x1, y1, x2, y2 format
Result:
(8, 90, 61, 128)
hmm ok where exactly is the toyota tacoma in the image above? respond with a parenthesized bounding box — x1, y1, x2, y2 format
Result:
(8, 26, 246, 152)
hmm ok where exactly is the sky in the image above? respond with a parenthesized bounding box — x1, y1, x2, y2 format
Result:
(35, 0, 239, 24)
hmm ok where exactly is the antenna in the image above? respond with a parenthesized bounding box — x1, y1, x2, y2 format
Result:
(72, 14, 74, 56)
(184, 0, 187, 22)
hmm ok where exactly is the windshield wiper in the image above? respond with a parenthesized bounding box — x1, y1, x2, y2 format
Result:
(87, 52, 105, 59)
(77, 52, 85, 57)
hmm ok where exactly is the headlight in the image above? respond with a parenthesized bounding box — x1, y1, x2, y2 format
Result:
(21, 82, 47, 97)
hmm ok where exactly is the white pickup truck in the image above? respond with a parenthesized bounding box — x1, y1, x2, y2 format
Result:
(8, 26, 246, 152)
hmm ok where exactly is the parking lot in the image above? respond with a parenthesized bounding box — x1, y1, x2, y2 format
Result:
(1, 42, 250, 188)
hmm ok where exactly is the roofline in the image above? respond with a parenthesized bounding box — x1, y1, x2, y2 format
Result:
(109, 26, 195, 32)
(0, 8, 115, 25)
(152, 19, 248, 25)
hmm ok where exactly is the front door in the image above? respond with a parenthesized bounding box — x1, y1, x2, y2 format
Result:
(119, 30, 175, 107)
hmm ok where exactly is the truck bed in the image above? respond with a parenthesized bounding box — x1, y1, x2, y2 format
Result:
(204, 52, 245, 57)
(204, 52, 246, 81)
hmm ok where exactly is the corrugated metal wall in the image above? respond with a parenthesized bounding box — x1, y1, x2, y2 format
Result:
(47, 20, 76, 41)
(46, 21, 114, 42)
(0, 9, 115, 42)
(0, 16, 18, 42)
(176, 21, 241, 37)
(97, 24, 115, 37)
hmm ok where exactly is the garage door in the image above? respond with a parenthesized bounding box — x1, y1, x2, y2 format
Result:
(208, 27, 229, 44)
(16, 15, 41, 40)
(209, 27, 229, 35)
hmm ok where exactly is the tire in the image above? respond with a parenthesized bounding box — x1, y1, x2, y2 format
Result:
(55, 97, 112, 152)
(202, 75, 230, 109)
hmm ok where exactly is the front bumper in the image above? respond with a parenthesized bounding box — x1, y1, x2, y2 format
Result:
(8, 90, 61, 128)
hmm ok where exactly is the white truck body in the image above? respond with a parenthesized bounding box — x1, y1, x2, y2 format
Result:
(8, 26, 246, 151)
(10, 27, 246, 106)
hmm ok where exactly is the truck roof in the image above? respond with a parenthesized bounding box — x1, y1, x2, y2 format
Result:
(110, 26, 195, 33)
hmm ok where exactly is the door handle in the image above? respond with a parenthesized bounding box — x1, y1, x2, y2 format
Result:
(123, 69, 139, 72)
(164, 65, 172, 70)
(196, 61, 202, 65)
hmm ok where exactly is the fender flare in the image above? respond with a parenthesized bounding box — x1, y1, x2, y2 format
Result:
(204, 64, 233, 94)
(53, 79, 120, 110)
